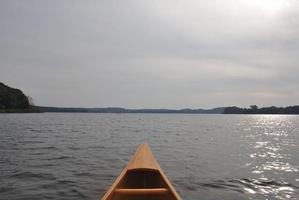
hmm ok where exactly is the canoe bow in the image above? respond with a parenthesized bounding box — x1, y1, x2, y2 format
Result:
(101, 143, 181, 200)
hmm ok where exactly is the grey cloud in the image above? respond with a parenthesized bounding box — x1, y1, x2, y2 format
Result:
(0, 0, 298, 108)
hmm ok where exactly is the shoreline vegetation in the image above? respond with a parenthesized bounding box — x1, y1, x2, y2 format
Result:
(1, 82, 299, 114)
(0, 105, 40, 113)
(223, 105, 299, 115)
(0, 107, 40, 113)
(0, 82, 40, 113)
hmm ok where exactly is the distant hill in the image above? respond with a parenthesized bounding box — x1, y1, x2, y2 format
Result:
(0, 82, 29, 109)
(0, 82, 39, 113)
(38, 106, 225, 114)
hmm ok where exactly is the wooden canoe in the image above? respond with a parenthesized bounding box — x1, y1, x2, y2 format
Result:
(101, 143, 182, 200)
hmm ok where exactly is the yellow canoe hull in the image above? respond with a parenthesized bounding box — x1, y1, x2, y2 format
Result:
(101, 143, 182, 200)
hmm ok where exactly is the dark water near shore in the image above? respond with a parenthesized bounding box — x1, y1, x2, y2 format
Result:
(0, 113, 298, 200)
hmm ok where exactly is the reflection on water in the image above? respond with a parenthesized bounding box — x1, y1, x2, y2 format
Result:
(199, 178, 298, 199)
(241, 178, 297, 199)
(242, 115, 298, 199)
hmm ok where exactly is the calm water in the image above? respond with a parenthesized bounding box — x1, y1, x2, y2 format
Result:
(0, 113, 298, 200)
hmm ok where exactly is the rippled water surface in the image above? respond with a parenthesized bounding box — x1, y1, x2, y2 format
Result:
(0, 113, 299, 200)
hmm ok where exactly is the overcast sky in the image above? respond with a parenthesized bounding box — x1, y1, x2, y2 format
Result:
(1, 0, 298, 108)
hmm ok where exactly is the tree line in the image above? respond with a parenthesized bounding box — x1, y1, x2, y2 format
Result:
(0, 82, 38, 113)
(223, 105, 299, 114)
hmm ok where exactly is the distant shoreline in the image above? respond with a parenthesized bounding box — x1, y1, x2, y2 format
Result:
(1, 82, 299, 114)
(223, 105, 299, 115)
(32, 106, 299, 114)
(37, 106, 225, 114)
(0, 107, 40, 113)
(1, 106, 299, 115)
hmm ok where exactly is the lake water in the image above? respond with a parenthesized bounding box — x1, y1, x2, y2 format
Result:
(0, 113, 298, 200)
